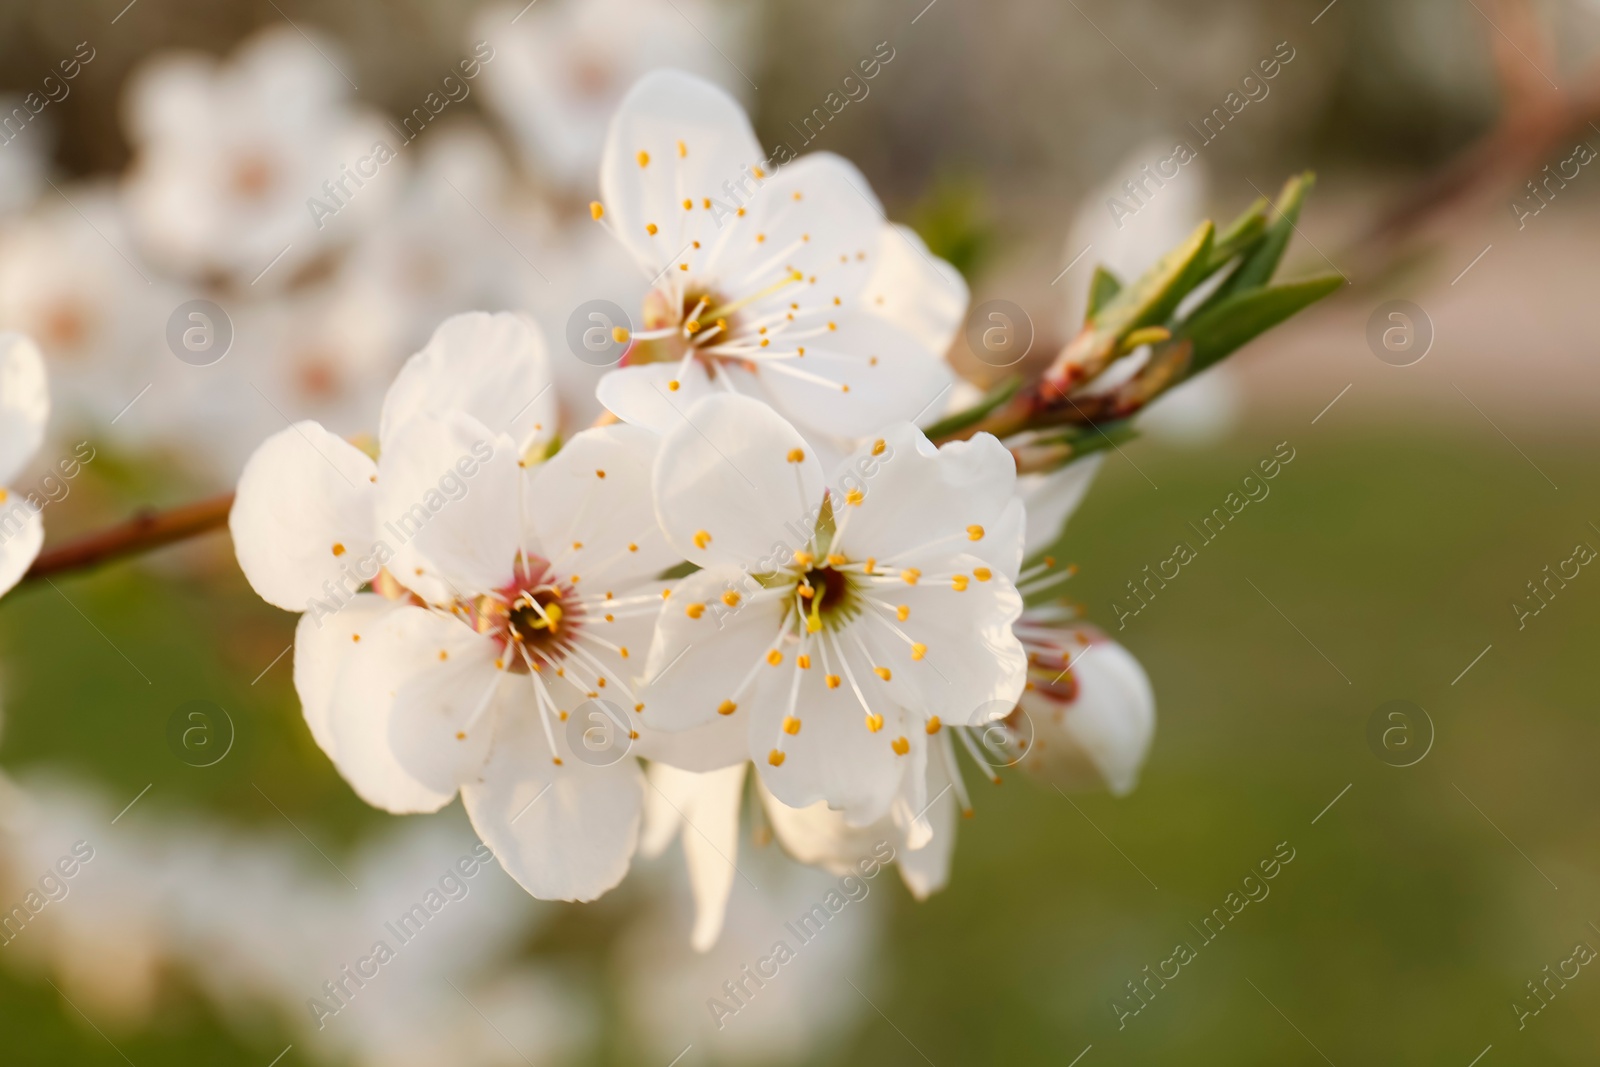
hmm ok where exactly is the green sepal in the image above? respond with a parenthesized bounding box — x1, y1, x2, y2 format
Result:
(1177, 274, 1343, 374)
(919, 375, 1021, 440)
(1084, 266, 1123, 322)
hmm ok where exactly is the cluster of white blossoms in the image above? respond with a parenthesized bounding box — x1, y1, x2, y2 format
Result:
(229, 69, 1154, 941)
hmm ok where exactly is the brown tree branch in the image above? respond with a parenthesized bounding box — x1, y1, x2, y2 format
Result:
(23, 493, 235, 584)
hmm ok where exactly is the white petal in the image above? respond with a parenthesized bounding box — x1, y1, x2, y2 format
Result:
(640, 565, 789, 732)
(756, 313, 954, 440)
(375, 411, 520, 600)
(634, 714, 750, 773)
(1023, 634, 1155, 796)
(896, 741, 958, 900)
(0, 333, 48, 485)
(292, 592, 397, 760)
(759, 785, 883, 876)
(379, 312, 557, 455)
(887, 563, 1027, 723)
(527, 423, 679, 587)
(325, 605, 498, 814)
(749, 641, 908, 825)
(653, 393, 824, 567)
(640, 761, 746, 951)
(599, 70, 764, 276)
(229, 421, 377, 613)
(0, 497, 42, 597)
(708, 153, 881, 306)
(861, 224, 969, 360)
(595, 360, 719, 435)
(832, 423, 1022, 577)
(1019, 454, 1104, 559)
(463, 708, 644, 902)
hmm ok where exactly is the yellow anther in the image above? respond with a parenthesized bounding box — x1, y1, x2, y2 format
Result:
(721, 590, 741, 607)
(826, 674, 842, 689)
(597, 469, 608, 479)
(685, 319, 701, 333)
(874, 666, 892, 682)
(767, 649, 783, 666)
(782, 716, 802, 735)
(753, 166, 766, 178)
(864, 557, 876, 574)
(797, 585, 814, 599)
(331, 542, 345, 556)
(718, 700, 738, 716)
(668, 379, 680, 391)
(911, 642, 927, 661)
(973, 567, 992, 582)
(620, 646, 630, 658)
(768, 749, 786, 766)
(787, 448, 805, 463)
(794, 550, 815, 566)
(682, 198, 692, 210)
(686, 603, 706, 619)
(952, 574, 969, 591)
(967, 525, 985, 541)
(872, 439, 886, 456)
(589, 201, 604, 220)
(637, 150, 650, 167)
(611, 326, 629, 344)
(865, 713, 884, 732)
(846, 488, 864, 506)
(901, 568, 921, 585)
(693, 529, 712, 549)
(891, 736, 910, 755)
(896, 605, 909, 621)
(676, 140, 687, 157)
(797, 654, 811, 669)
(826, 553, 846, 567)
(926, 716, 942, 734)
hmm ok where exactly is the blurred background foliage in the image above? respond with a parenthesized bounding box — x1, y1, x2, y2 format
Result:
(0, 0, 1597, 1063)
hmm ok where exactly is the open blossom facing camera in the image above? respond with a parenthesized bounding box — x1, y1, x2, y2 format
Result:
(121, 26, 399, 287)
(591, 71, 965, 442)
(230, 312, 683, 901)
(640, 393, 1026, 825)
(0, 334, 48, 596)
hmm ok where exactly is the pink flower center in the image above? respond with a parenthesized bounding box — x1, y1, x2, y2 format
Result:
(475, 556, 584, 673)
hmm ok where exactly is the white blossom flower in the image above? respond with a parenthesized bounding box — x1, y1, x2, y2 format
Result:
(639, 392, 1026, 827)
(473, 0, 755, 186)
(121, 26, 401, 288)
(0, 334, 48, 596)
(0, 187, 174, 438)
(230, 311, 682, 902)
(590, 71, 965, 442)
(1007, 608, 1155, 795)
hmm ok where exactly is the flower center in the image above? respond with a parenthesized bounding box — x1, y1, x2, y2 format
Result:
(797, 565, 857, 632)
(476, 557, 583, 672)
